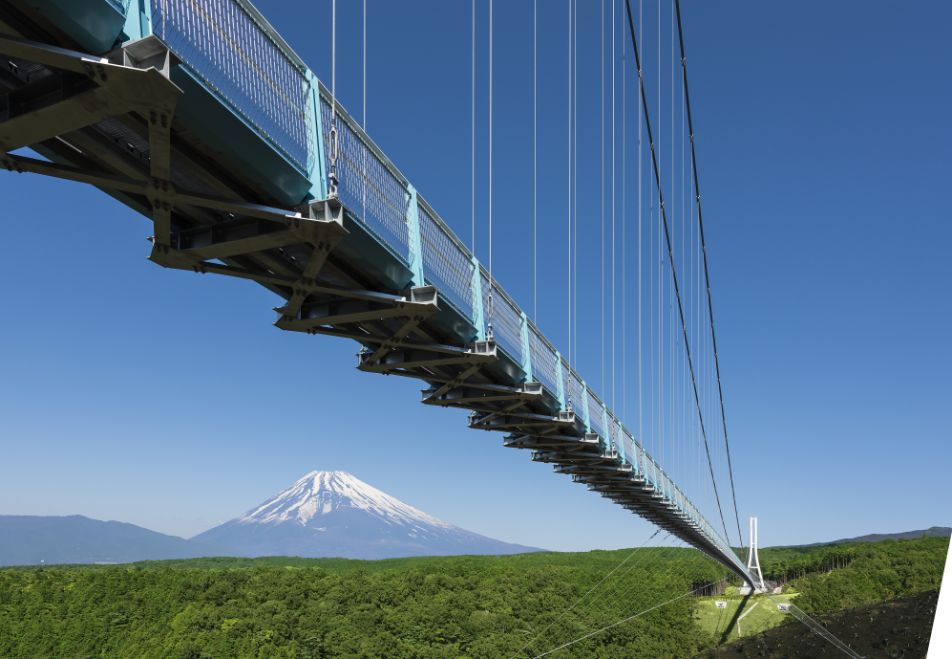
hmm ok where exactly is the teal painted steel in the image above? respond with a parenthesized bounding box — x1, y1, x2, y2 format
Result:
(24, 0, 127, 53)
(470, 256, 486, 341)
(555, 352, 566, 410)
(406, 185, 424, 287)
(122, 0, 150, 41)
(580, 381, 591, 430)
(306, 72, 327, 200)
(519, 312, 533, 382)
(171, 67, 311, 205)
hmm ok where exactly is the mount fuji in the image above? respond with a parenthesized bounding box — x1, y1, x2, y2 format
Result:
(191, 471, 540, 559)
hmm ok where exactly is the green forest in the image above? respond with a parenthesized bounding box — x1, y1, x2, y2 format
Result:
(0, 536, 946, 658)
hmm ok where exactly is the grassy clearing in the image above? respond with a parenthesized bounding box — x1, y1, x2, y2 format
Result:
(694, 589, 798, 641)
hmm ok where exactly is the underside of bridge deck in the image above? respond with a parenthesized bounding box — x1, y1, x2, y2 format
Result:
(0, 1, 753, 584)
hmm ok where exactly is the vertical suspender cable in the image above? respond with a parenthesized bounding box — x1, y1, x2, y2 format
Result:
(487, 0, 494, 338)
(623, 0, 731, 545)
(695, 111, 701, 500)
(675, 0, 743, 547)
(601, 0, 605, 396)
(327, 0, 339, 198)
(637, 0, 643, 448)
(533, 0, 538, 321)
(679, 43, 686, 489)
(658, 0, 665, 480)
(471, 0, 476, 253)
(670, 0, 676, 486)
(567, 0, 573, 374)
(572, 0, 578, 363)
(611, 0, 616, 410)
(361, 0, 367, 219)
(331, 0, 337, 131)
(622, 8, 627, 424)
(362, 0, 367, 129)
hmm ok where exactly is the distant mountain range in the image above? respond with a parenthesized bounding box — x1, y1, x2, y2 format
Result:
(0, 471, 538, 566)
(3, 471, 944, 567)
(822, 527, 951, 545)
(0, 515, 211, 565)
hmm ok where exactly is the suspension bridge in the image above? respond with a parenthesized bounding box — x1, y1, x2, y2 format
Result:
(0, 0, 756, 591)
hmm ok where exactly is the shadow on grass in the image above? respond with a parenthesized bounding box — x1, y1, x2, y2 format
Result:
(718, 590, 753, 646)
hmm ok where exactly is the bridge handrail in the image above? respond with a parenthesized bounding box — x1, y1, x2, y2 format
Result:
(526, 321, 561, 400)
(149, 0, 312, 174)
(418, 200, 476, 320)
(319, 94, 411, 259)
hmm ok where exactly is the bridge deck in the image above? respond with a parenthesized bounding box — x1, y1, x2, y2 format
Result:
(0, 0, 751, 582)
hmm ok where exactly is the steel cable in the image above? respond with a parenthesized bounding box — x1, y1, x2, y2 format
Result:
(623, 0, 731, 546)
(674, 0, 744, 549)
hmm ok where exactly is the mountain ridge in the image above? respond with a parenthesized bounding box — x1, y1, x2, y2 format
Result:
(0, 514, 210, 566)
(819, 526, 951, 546)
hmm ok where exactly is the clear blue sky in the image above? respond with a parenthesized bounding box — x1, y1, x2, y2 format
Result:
(0, 1, 949, 551)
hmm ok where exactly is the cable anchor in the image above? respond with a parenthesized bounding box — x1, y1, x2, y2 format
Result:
(327, 121, 339, 199)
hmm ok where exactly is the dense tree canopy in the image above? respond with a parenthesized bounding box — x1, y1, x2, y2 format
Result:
(0, 537, 945, 658)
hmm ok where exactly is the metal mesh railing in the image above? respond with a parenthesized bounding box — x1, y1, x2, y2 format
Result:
(657, 464, 670, 496)
(151, 0, 311, 173)
(419, 202, 474, 319)
(609, 417, 623, 458)
(481, 273, 522, 365)
(588, 390, 607, 439)
(566, 368, 587, 423)
(320, 98, 410, 259)
(619, 427, 636, 470)
(494, 293, 524, 368)
(528, 326, 559, 397)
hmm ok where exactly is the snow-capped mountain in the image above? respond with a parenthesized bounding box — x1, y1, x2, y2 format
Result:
(237, 470, 450, 529)
(191, 471, 540, 559)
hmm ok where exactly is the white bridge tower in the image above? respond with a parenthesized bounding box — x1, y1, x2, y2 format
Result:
(747, 516, 766, 592)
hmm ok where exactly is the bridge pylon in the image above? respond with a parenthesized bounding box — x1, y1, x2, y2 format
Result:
(746, 516, 767, 592)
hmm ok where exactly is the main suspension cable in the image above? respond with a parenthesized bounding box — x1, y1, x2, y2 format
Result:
(764, 594, 864, 658)
(516, 529, 662, 657)
(623, 0, 731, 545)
(533, 579, 723, 658)
(674, 0, 744, 548)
